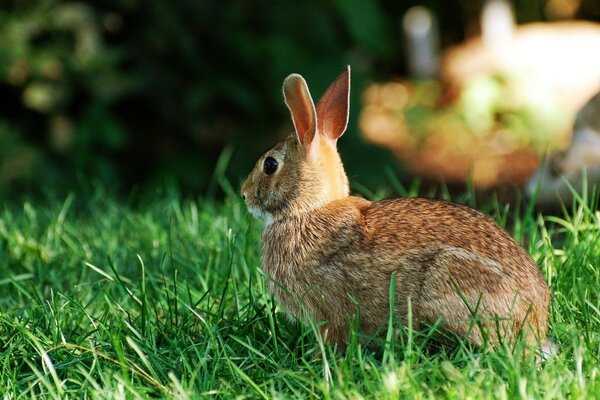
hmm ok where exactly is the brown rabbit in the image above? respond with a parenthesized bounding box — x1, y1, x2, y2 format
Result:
(242, 66, 551, 352)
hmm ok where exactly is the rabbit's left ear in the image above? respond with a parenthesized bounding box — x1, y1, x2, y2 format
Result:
(316, 66, 350, 142)
(283, 74, 317, 150)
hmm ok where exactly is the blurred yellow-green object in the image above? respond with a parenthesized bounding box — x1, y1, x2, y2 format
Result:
(360, 76, 571, 188)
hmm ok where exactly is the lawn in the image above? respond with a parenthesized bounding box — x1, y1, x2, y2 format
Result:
(0, 180, 599, 399)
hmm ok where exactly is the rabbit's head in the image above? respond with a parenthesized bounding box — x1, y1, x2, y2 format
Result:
(241, 67, 351, 223)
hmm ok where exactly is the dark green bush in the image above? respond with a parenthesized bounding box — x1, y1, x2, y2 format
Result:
(0, 0, 411, 194)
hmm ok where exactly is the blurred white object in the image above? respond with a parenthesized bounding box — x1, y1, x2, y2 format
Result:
(526, 92, 600, 206)
(442, 21, 600, 116)
(403, 6, 440, 79)
(481, 0, 515, 48)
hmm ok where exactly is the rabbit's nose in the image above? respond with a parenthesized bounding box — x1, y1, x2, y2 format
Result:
(241, 191, 247, 201)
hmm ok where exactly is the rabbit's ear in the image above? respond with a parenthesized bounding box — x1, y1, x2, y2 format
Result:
(283, 74, 317, 150)
(316, 66, 350, 142)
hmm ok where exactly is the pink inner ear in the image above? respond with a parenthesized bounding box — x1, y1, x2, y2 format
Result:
(283, 74, 316, 147)
(316, 66, 350, 142)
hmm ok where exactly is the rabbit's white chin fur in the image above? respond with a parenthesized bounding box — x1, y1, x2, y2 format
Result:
(247, 206, 273, 226)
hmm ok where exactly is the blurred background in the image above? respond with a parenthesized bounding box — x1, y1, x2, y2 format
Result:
(2, 0, 600, 198)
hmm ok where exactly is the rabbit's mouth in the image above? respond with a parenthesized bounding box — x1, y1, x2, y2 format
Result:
(246, 205, 273, 225)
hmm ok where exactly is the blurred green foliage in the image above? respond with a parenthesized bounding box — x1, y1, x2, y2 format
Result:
(0, 0, 411, 195)
(1, 1, 130, 191)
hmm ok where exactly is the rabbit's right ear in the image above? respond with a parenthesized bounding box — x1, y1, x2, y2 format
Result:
(283, 74, 317, 151)
(316, 66, 350, 142)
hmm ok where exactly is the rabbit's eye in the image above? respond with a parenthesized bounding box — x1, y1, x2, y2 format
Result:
(263, 157, 278, 176)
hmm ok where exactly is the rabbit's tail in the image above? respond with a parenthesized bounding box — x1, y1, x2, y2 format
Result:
(540, 338, 559, 361)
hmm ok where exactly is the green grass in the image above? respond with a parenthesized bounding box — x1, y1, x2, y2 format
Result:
(0, 181, 599, 399)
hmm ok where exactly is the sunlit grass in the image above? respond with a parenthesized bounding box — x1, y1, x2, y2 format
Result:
(0, 181, 599, 398)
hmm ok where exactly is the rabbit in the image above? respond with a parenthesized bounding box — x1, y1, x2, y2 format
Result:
(241, 66, 551, 352)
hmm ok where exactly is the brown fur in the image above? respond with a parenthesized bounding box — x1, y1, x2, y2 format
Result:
(242, 66, 550, 349)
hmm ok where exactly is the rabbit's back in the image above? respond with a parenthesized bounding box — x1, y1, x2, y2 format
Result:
(365, 198, 537, 274)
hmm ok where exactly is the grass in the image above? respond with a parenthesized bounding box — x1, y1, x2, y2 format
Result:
(0, 180, 599, 399)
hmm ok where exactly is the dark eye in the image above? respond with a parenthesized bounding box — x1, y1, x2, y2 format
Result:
(263, 156, 278, 176)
